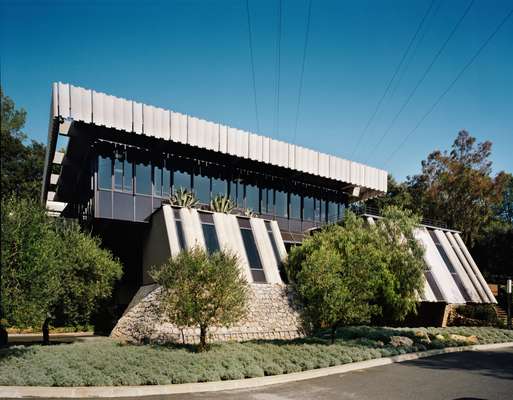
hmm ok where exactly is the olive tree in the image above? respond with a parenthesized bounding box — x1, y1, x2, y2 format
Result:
(151, 248, 249, 351)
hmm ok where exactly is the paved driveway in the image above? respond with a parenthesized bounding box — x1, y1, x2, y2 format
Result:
(162, 347, 513, 400)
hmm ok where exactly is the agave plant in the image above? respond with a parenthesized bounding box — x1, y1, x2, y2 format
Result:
(210, 195, 235, 214)
(169, 187, 199, 208)
(242, 208, 256, 218)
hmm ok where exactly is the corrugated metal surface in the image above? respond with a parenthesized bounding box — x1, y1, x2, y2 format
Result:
(51, 82, 388, 195)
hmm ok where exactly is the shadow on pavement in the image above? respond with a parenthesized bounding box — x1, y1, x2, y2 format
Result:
(402, 349, 513, 381)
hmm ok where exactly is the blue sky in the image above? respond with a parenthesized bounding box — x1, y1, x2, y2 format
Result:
(1, 0, 512, 181)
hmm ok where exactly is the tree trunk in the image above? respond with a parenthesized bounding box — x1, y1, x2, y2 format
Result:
(198, 325, 208, 352)
(330, 326, 337, 344)
(42, 317, 51, 345)
(0, 324, 7, 347)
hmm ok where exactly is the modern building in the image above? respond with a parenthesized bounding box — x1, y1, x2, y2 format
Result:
(41, 83, 495, 338)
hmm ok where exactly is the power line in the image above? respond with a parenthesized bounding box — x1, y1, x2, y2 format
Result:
(366, 0, 475, 161)
(383, 6, 513, 166)
(387, 0, 443, 105)
(245, 0, 260, 133)
(292, 0, 313, 144)
(351, 0, 437, 158)
(274, 0, 282, 138)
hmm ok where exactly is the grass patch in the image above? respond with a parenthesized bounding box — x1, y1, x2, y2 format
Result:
(1, 326, 512, 387)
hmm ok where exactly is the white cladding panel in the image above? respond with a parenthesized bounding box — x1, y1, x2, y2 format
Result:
(219, 124, 228, 153)
(249, 133, 263, 161)
(446, 232, 489, 302)
(53, 83, 388, 196)
(319, 153, 330, 178)
(170, 111, 187, 144)
(70, 85, 92, 123)
(453, 233, 497, 303)
(58, 83, 70, 118)
(133, 102, 143, 134)
(250, 218, 282, 284)
(435, 231, 481, 303)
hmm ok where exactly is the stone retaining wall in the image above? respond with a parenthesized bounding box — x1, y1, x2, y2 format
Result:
(111, 283, 304, 343)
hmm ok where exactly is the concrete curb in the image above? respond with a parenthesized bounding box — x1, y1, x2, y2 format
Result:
(1, 341, 512, 399)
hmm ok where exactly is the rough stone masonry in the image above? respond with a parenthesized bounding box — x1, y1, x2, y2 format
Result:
(111, 283, 304, 344)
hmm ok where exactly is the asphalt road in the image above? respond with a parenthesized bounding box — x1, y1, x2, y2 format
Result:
(43, 347, 513, 400)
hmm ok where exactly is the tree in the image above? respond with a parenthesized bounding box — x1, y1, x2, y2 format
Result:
(286, 208, 425, 343)
(1, 197, 123, 345)
(52, 222, 123, 327)
(406, 130, 506, 246)
(372, 206, 425, 323)
(151, 248, 249, 351)
(0, 196, 61, 344)
(1, 87, 46, 200)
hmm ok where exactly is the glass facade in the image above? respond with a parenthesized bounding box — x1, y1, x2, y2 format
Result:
(202, 224, 220, 254)
(245, 184, 259, 212)
(173, 170, 191, 191)
(98, 156, 112, 189)
(96, 155, 346, 227)
(194, 174, 211, 204)
(136, 163, 152, 195)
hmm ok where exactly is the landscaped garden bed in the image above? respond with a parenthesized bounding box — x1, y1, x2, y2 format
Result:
(1, 326, 512, 387)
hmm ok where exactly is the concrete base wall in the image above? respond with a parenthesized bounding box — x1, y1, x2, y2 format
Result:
(111, 283, 304, 343)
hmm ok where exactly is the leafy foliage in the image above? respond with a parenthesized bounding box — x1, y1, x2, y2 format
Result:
(406, 130, 507, 247)
(1, 88, 46, 200)
(1, 326, 512, 386)
(169, 187, 199, 208)
(287, 208, 425, 341)
(52, 222, 123, 327)
(151, 248, 249, 351)
(1, 197, 123, 337)
(210, 195, 235, 214)
(1, 196, 61, 329)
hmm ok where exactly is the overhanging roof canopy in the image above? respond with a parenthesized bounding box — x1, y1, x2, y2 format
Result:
(42, 82, 388, 206)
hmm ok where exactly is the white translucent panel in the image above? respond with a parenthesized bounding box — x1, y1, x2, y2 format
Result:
(58, 82, 70, 118)
(70, 85, 92, 122)
(262, 136, 270, 163)
(132, 102, 143, 133)
(319, 153, 330, 177)
(249, 133, 263, 161)
(170, 111, 187, 143)
(288, 144, 296, 169)
(219, 125, 228, 153)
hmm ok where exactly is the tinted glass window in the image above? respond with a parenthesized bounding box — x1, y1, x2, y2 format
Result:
(230, 180, 243, 206)
(114, 159, 123, 191)
(136, 163, 152, 195)
(240, 227, 266, 283)
(98, 156, 112, 189)
(265, 221, 281, 263)
(245, 184, 259, 212)
(315, 198, 325, 222)
(162, 169, 171, 197)
(194, 174, 210, 203)
(174, 170, 191, 191)
(261, 188, 273, 214)
(303, 196, 314, 221)
(275, 190, 287, 217)
(327, 201, 338, 222)
(211, 178, 226, 197)
(240, 228, 262, 268)
(290, 193, 301, 219)
(124, 160, 133, 193)
(154, 167, 163, 197)
(202, 224, 220, 254)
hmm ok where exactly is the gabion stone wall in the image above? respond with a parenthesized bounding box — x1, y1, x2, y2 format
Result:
(110, 283, 304, 344)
